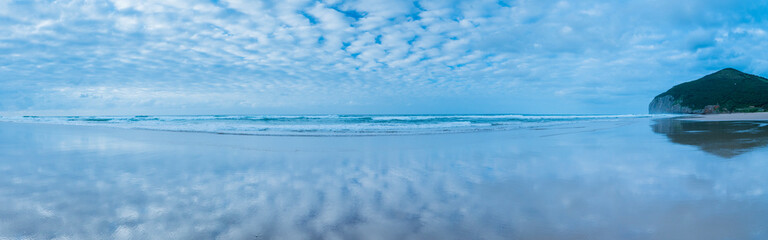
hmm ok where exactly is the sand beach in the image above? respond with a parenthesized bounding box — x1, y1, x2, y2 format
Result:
(681, 112, 768, 121)
(1, 118, 767, 239)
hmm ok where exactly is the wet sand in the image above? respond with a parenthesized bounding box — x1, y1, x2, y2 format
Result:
(681, 112, 768, 121)
(0, 120, 767, 239)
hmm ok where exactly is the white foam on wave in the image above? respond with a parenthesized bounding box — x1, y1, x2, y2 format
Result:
(369, 114, 654, 121)
(0, 114, 654, 136)
(368, 114, 536, 121)
(370, 116, 444, 121)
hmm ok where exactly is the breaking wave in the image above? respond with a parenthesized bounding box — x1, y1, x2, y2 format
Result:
(0, 114, 665, 136)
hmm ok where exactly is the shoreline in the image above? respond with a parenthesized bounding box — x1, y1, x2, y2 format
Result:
(0, 114, 648, 137)
(680, 112, 768, 121)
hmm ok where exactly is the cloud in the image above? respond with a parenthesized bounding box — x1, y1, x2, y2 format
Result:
(0, 0, 767, 114)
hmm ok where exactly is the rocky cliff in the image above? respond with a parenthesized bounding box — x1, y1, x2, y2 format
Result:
(649, 68, 768, 114)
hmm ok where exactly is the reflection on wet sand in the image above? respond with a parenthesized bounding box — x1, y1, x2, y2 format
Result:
(3, 121, 768, 239)
(652, 118, 768, 158)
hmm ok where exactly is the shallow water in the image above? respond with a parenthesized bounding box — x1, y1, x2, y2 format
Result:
(652, 118, 768, 158)
(0, 118, 766, 239)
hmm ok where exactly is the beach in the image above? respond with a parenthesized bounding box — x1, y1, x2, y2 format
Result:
(1, 119, 767, 239)
(681, 112, 768, 121)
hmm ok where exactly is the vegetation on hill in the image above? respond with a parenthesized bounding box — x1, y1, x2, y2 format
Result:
(651, 68, 768, 113)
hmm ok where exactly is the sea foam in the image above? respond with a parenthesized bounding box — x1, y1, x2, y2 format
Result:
(0, 114, 663, 136)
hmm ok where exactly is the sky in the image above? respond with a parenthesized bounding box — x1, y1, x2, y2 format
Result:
(0, 0, 767, 115)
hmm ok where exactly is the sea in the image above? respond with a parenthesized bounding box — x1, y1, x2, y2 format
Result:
(0, 114, 670, 136)
(1, 114, 767, 239)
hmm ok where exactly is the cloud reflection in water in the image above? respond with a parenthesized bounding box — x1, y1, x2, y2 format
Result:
(0, 120, 767, 239)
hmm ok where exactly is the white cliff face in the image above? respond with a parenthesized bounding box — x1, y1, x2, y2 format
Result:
(649, 95, 724, 114)
(649, 95, 693, 114)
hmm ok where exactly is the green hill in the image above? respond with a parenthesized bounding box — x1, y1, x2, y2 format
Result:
(649, 68, 768, 114)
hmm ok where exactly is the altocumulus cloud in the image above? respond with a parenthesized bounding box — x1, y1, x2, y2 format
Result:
(0, 0, 766, 115)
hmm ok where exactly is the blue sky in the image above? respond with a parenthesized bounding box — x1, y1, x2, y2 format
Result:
(1, 0, 767, 115)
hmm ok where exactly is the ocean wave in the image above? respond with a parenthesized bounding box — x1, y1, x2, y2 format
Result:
(369, 114, 654, 121)
(0, 114, 660, 136)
